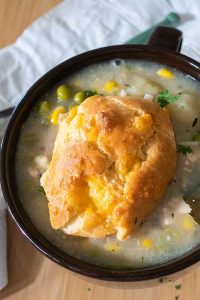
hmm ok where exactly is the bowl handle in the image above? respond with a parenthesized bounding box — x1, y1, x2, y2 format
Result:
(147, 26, 183, 52)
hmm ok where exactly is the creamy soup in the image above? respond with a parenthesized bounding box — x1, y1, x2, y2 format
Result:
(16, 59, 200, 268)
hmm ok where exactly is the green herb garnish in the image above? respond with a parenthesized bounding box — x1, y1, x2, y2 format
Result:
(175, 296, 179, 300)
(177, 144, 193, 155)
(38, 186, 46, 195)
(156, 90, 180, 107)
(175, 284, 182, 290)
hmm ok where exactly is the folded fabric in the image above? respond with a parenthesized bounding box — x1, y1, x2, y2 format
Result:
(1, 0, 200, 291)
(0, 190, 7, 290)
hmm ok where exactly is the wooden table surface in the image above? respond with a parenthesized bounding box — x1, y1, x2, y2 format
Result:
(0, 1, 200, 299)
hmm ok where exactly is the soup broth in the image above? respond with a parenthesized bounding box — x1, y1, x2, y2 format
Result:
(16, 59, 200, 268)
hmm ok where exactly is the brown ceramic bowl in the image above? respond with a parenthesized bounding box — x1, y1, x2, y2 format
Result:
(1, 26, 200, 287)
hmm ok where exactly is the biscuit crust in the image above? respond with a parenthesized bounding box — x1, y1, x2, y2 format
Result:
(41, 96, 176, 240)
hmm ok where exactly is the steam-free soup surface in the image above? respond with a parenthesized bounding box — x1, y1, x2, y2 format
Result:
(16, 60, 200, 268)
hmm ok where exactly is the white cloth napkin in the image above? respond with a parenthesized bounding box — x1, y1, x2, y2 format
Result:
(1, 0, 200, 290)
(0, 190, 7, 290)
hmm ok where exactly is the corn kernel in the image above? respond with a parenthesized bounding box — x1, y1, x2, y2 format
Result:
(50, 106, 66, 125)
(104, 242, 121, 252)
(156, 68, 174, 79)
(141, 239, 153, 249)
(67, 106, 78, 122)
(104, 80, 120, 93)
(183, 215, 194, 230)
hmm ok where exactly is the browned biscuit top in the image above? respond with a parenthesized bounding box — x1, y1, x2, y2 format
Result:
(41, 95, 176, 240)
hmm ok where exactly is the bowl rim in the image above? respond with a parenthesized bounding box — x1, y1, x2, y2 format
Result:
(1, 44, 200, 282)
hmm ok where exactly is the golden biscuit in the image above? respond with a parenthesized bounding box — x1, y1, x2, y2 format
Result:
(41, 96, 176, 240)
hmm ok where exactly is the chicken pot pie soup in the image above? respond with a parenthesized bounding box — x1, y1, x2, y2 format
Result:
(16, 60, 200, 268)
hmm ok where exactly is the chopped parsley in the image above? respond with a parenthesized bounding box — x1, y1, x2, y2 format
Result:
(192, 117, 198, 127)
(175, 284, 182, 290)
(175, 296, 179, 300)
(156, 90, 180, 107)
(177, 144, 193, 155)
(38, 186, 46, 195)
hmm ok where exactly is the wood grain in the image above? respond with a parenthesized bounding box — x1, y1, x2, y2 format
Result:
(0, 0, 60, 48)
(0, 0, 200, 299)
